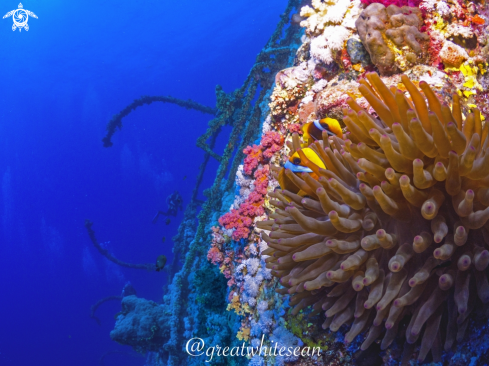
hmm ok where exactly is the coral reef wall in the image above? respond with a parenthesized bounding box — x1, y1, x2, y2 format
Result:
(110, 0, 489, 365)
(205, 0, 489, 365)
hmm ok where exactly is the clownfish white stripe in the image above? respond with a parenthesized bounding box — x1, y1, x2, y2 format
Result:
(313, 119, 335, 136)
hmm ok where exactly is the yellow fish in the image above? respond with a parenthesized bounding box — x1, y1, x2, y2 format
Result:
(277, 119, 342, 194)
(302, 118, 343, 145)
(278, 148, 325, 194)
(288, 147, 326, 170)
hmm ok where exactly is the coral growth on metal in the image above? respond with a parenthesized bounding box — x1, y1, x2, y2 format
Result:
(208, 0, 489, 364)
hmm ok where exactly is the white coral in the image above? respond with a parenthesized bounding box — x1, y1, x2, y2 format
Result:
(311, 36, 333, 63)
(324, 25, 350, 50)
(245, 258, 261, 276)
(420, 0, 437, 12)
(232, 165, 255, 209)
(236, 165, 253, 189)
(436, 1, 451, 17)
(301, 90, 315, 104)
(342, 0, 362, 29)
(257, 300, 269, 313)
(258, 238, 268, 254)
(445, 24, 474, 39)
(420, 0, 451, 17)
(300, 0, 354, 35)
(310, 25, 350, 64)
(419, 69, 446, 87)
(235, 263, 246, 281)
(312, 79, 328, 93)
(244, 274, 260, 297)
(323, 0, 350, 24)
(261, 115, 272, 134)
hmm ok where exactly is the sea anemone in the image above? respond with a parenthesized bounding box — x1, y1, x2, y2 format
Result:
(259, 72, 489, 363)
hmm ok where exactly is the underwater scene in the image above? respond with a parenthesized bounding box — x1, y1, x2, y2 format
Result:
(2, 0, 489, 365)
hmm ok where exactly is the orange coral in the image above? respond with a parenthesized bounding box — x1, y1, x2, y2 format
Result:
(471, 14, 485, 25)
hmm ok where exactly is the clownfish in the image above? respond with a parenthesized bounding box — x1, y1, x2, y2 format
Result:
(285, 147, 326, 173)
(278, 147, 325, 194)
(277, 118, 342, 194)
(302, 118, 343, 145)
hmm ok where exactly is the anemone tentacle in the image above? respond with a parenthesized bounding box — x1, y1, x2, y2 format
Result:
(266, 72, 489, 362)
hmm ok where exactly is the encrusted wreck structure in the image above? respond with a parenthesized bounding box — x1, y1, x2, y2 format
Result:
(96, 0, 489, 365)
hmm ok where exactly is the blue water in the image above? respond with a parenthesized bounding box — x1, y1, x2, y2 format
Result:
(0, 1, 287, 365)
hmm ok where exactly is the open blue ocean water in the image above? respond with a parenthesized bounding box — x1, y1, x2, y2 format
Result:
(0, 1, 287, 365)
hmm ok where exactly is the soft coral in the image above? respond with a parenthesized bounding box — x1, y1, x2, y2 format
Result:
(360, 0, 422, 7)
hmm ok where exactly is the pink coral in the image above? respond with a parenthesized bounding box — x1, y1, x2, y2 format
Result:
(219, 135, 281, 240)
(243, 132, 284, 175)
(243, 145, 262, 175)
(207, 246, 224, 265)
(254, 165, 270, 195)
(219, 209, 253, 241)
(261, 131, 284, 159)
(360, 0, 421, 6)
(218, 165, 270, 241)
(240, 195, 265, 216)
(288, 123, 303, 134)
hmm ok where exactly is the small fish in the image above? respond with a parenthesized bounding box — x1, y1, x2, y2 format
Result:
(156, 254, 167, 271)
(278, 129, 337, 194)
(288, 147, 326, 171)
(162, 236, 166, 243)
(431, 260, 452, 273)
(183, 175, 187, 180)
(302, 117, 343, 144)
(165, 218, 171, 225)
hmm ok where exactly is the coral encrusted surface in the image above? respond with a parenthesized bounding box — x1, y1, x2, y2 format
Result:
(208, 0, 489, 365)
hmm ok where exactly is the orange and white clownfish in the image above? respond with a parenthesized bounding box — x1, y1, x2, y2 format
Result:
(302, 118, 343, 145)
(277, 118, 342, 194)
(278, 147, 326, 194)
(286, 147, 326, 172)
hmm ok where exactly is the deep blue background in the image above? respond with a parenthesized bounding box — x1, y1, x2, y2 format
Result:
(0, 1, 287, 365)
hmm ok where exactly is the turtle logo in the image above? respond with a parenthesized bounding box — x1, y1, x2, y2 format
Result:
(3, 3, 37, 32)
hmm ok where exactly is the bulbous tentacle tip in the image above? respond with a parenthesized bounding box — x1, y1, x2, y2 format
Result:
(263, 71, 489, 357)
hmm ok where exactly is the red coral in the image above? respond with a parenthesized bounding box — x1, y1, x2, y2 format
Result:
(227, 278, 235, 287)
(339, 48, 352, 70)
(313, 64, 329, 79)
(427, 33, 444, 69)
